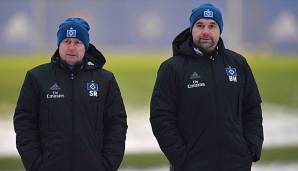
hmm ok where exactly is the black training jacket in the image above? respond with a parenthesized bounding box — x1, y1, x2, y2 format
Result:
(150, 28, 263, 171)
(14, 44, 127, 171)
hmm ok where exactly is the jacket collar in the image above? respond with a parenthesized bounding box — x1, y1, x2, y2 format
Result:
(172, 27, 225, 58)
(51, 43, 106, 70)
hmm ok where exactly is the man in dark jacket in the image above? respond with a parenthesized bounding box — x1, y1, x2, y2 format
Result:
(14, 18, 127, 171)
(150, 3, 263, 171)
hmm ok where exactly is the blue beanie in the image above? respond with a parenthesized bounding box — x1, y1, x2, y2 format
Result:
(57, 18, 90, 49)
(189, 3, 223, 34)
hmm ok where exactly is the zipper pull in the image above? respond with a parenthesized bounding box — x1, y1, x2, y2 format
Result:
(210, 56, 215, 61)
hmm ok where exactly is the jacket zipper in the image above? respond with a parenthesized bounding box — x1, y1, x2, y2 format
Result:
(70, 72, 74, 171)
(209, 56, 221, 171)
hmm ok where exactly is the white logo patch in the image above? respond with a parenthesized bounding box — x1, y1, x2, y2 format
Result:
(187, 80, 206, 88)
(66, 27, 76, 37)
(47, 83, 64, 99)
(204, 9, 213, 18)
(46, 91, 65, 99)
(187, 72, 205, 88)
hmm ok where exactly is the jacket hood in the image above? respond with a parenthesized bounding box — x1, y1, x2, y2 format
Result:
(172, 27, 225, 58)
(51, 43, 106, 70)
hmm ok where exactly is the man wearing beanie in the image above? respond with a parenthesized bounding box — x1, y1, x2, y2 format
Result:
(151, 3, 263, 171)
(14, 18, 127, 171)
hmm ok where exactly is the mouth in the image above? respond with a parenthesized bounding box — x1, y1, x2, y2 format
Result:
(66, 54, 76, 57)
(200, 39, 211, 44)
(200, 37, 213, 42)
(201, 37, 211, 41)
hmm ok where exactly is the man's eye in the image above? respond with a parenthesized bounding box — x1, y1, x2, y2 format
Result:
(63, 39, 70, 43)
(197, 24, 204, 28)
(209, 24, 217, 29)
(74, 41, 83, 45)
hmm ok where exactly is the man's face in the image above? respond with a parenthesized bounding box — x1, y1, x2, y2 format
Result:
(192, 18, 220, 53)
(59, 38, 85, 65)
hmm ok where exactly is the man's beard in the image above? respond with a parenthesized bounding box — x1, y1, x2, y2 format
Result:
(195, 39, 217, 55)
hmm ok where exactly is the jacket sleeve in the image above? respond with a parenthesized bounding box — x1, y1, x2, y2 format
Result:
(242, 60, 264, 162)
(150, 62, 187, 167)
(102, 74, 127, 171)
(13, 72, 42, 171)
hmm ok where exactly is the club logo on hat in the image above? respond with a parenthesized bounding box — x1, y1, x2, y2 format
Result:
(66, 27, 76, 37)
(204, 9, 213, 17)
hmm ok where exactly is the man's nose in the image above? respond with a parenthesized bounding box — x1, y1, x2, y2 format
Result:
(67, 42, 76, 49)
(202, 27, 210, 34)
(201, 28, 211, 36)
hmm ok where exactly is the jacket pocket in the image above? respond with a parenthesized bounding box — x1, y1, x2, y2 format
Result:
(38, 132, 56, 171)
(39, 103, 50, 133)
(234, 127, 253, 160)
(242, 138, 254, 161)
(185, 126, 207, 155)
(31, 154, 42, 171)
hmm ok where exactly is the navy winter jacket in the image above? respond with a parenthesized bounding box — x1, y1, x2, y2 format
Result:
(150, 29, 263, 171)
(14, 44, 127, 171)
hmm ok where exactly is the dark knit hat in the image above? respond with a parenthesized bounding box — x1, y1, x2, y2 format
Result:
(57, 18, 90, 49)
(189, 3, 223, 34)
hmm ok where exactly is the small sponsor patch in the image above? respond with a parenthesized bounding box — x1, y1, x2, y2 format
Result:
(47, 83, 64, 99)
(49, 83, 61, 91)
(190, 72, 200, 79)
(187, 80, 206, 89)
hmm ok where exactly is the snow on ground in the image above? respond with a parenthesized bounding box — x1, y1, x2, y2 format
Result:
(1, 105, 298, 156)
(1, 105, 298, 170)
(126, 105, 298, 153)
(3, 163, 298, 171)
(120, 163, 298, 171)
